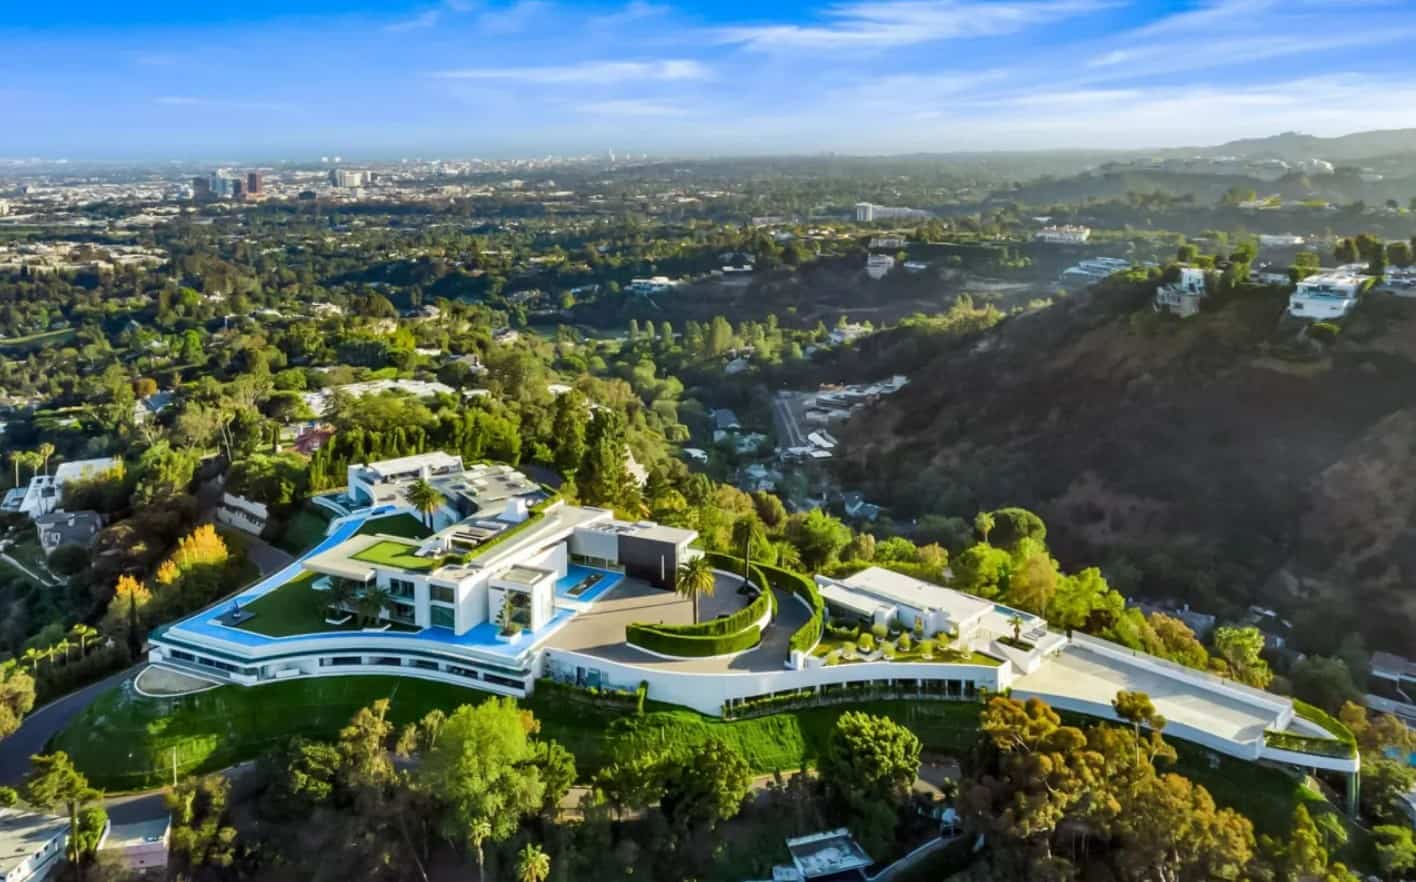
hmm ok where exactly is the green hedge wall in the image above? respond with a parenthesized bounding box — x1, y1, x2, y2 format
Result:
(641, 553, 771, 638)
(626, 623, 762, 657)
(758, 562, 824, 654)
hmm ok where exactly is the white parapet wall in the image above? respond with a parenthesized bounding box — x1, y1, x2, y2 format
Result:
(541, 649, 1011, 716)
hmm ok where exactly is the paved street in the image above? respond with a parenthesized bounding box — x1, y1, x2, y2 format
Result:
(772, 391, 808, 448)
(0, 664, 141, 786)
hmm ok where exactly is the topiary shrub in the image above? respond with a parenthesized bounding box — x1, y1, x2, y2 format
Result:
(858, 633, 876, 653)
(882, 643, 897, 660)
(871, 622, 888, 639)
(898, 633, 913, 653)
(1309, 321, 1340, 344)
(919, 639, 936, 659)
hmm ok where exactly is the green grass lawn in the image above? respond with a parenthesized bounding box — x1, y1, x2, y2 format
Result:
(276, 508, 333, 555)
(52, 676, 480, 791)
(352, 539, 441, 571)
(0, 327, 75, 353)
(236, 570, 419, 638)
(355, 514, 432, 540)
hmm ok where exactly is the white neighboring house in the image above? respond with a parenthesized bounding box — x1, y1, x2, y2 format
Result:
(865, 254, 895, 280)
(1, 457, 121, 519)
(299, 379, 456, 418)
(1154, 267, 1209, 318)
(1289, 267, 1369, 320)
(1035, 225, 1091, 244)
(1258, 234, 1306, 248)
(0, 807, 68, 882)
(97, 815, 170, 875)
(627, 276, 680, 295)
(216, 493, 270, 537)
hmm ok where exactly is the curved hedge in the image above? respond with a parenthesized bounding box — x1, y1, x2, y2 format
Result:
(1292, 699, 1357, 747)
(757, 562, 824, 654)
(644, 553, 771, 638)
(626, 623, 762, 657)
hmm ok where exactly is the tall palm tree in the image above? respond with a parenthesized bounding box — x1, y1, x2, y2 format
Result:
(69, 624, 98, 656)
(974, 511, 995, 545)
(406, 479, 441, 529)
(516, 843, 550, 882)
(54, 638, 72, 664)
(7, 450, 21, 487)
(468, 819, 492, 882)
(675, 554, 717, 625)
(730, 517, 758, 589)
(21, 647, 42, 672)
(328, 579, 358, 621)
(37, 442, 55, 477)
(1007, 614, 1024, 644)
(358, 585, 394, 628)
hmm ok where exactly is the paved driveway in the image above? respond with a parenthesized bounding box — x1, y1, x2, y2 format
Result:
(0, 664, 141, 786)
(546, 574, 810, 674)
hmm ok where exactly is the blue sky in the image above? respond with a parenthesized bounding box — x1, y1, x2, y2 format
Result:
(5, 0, 1416, 159)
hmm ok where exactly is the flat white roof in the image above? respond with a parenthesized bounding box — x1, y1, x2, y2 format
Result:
(0, 808, 67, 877)
(52, 456, 121, 482)
(824, 567, 993, 624)
(363, 451, 463, 478)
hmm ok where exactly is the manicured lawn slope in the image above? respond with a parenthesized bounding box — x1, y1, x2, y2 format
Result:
(51, 676, 474, 791)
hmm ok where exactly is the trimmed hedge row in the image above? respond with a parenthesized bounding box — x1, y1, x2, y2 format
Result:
(626, 623, 762, 657)
(758, 561, 824, 654)
(642, 552, 770, 638)
(1292, 698, 1357, 746)
(1264, 729, 1357, 759)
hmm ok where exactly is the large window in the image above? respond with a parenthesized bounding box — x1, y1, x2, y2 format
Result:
(430, 585, 455, 604)
(389, 578, 416, 599)
(430, 605, 455, 630)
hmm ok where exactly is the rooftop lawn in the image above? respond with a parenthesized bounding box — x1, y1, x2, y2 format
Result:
(355, 513, 433, 541)
(352, 539, 442, 571)
(236, 570, 419, 637)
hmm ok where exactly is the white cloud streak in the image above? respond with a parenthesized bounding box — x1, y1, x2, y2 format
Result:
(431, 59, 710, 84)
(716, 0, 1108, 50)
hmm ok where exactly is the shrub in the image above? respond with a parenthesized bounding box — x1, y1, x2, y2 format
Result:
(858, 633, 876, 653)
(871, 622, 888, 639)
(882, 643, 897, 660)
(1309, 321, 1341, 344)
(919, 639, 936, 659)
(898, 633, 913, 653)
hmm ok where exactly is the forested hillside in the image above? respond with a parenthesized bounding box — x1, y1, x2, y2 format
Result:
(836, 274, 1416, 652)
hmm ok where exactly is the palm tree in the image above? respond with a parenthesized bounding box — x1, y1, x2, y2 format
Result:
(7, 450, 21, 487)
(69, 624, 98, 657)
(21, 647, 43, 672)
(406, 478, 441, 529)
(468, 819, 492, 882)
(358, 585, 393, 628)
(53, 638, 72, 664)
(328, 579, 358, 621)
(37, 442, 55, 477)
(974, 511, 995, 545)
(1007, 614, 1024, 644)
(516, 843, 550, 882)
(675, 554, 717, 625)
(730, 517, 757, 589)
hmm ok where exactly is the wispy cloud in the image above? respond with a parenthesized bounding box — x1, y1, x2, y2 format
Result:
(384, 0, 478, 33)
(716, 0, 1108, 50)
(431, 59, 710, 84)
(477, 0, 549, 34)
(578, 99, 688, 116)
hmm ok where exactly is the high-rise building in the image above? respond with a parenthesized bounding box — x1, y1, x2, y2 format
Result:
(192, 177, 212, 200)
(247, 172, 263, 195)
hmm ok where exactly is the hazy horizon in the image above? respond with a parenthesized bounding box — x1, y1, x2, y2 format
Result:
(7, 0, 1416, 159)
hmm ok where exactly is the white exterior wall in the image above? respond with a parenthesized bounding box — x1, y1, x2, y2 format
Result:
(569, 527, 619, 563)
(1010, 688, 1263, 761)
(543, 649, 1011, 716)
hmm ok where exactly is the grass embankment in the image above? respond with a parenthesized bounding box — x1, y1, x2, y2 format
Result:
(55, 675, 1354, 865)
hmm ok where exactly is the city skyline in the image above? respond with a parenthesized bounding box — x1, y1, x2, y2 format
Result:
(6, 0, 1416, 159)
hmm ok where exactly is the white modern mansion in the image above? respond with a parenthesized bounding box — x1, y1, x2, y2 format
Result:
(1154, 267, 1209, 318)
(1, 457, 120, 519)
(1288, 265, 1370, 319)
(149, 453, 695, 698)
(148, 453, 1360, 805)
(1034, 225, 1091, 244)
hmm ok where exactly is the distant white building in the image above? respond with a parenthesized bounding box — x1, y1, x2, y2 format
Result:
(98, 815, 171, 875)
(1289, 266, 1368, 320)
(865, 254, 895, 280)
(855, 202, 929, 223)
(627, 276, 680, 295)
(1154, 267, 1209, 318)
(1, 457, 122, 519)
(1035, 225, 1091, 244)
(1258, 234, 1306, 248)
